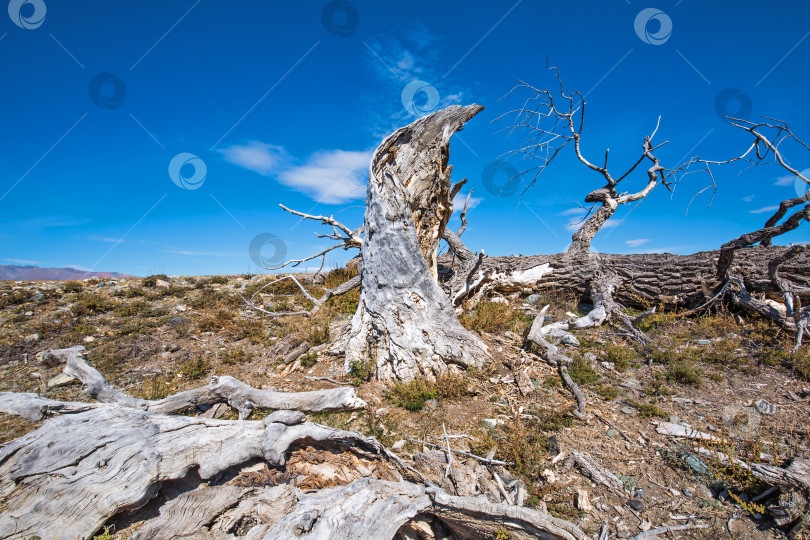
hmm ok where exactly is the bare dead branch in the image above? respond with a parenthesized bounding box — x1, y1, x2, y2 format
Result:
(498, 66, 690, 255)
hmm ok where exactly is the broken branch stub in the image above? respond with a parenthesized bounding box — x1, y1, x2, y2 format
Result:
(345, 105, 490, 381)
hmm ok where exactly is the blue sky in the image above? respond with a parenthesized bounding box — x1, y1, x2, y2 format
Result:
(1, 0, 809, 276)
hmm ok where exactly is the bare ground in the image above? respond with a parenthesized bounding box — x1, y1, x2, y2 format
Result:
(1, 271, 808, 539)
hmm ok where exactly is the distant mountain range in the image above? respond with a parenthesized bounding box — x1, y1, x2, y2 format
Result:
(0, 265, 135, 281)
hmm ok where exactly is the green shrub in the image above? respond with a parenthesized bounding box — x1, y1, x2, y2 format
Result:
(142, 274, 168, 287)
(666, 360, 703, 386)
(220, 348, 251, 365)
(388, 379, 437, 411)
(459, 300, 529, 334)
(604, 343, 637, 372)
(180, 356, 210, 379)
(348, 359, 374, 386)
(627, 399, 667, 418)
(299, 352, 317, 369)
(595, 384, 619, 401)
(64, 281, 83, 293)
(309, 324, 330, 345)
(568, 357, 600, 386)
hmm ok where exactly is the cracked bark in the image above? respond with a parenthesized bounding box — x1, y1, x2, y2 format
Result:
(345, 105, 489, 381)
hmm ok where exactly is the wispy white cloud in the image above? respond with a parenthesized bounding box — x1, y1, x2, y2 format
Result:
(560, 207, 589, 216)
(564, 220, 583, 232)
(220, 142, 371, 205)
(625, 238, 650, 247)
(218, 141, 289, 176)
(742, 194, 754, 202)
(452, 192, 482, 213)
(63, 264, 92, 272)
(750, 205, 779, 214)
(3, 258, 39, 264)
(365, 23, 467, 136)
(90, 235, 124, 244)
(278, 150, 371, 205)
(774, 175, 795, 186)
(602, 219, 620, 228)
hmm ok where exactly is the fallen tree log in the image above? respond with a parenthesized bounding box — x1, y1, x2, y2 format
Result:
(443, 247, 810, 309)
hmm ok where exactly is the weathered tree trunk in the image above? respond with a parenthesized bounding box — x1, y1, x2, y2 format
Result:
(345, 105, 489, 381)
(568, 200, 616, 255)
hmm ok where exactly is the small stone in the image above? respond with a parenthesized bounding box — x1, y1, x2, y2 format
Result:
(526, 294, 542, 305)
(391, 439, 406, 451)
(561, 334, 580, 346)
(424, 398, 438, 410)
(605, 429, 619, 438)
(543, 316, 554, 323)
(156, 279, 171, 288)
(684, 455, 709, 475)
(24, 311, 33, 316)
(669, 415, 681, 424)
(634, 488, 646, 499)
(375, 407, 391, 417)
(626, 499, 644, 512)
(483, 418, 503, 429)
(170, 317, 189, 326)
(31, 293, 44, 301)
(175, 305, 188, 312)
(83, 336, 95, 343)
(491, 296, 508, 305)
(24, 333, 40, 343)
(697, 339, 711, 345)
(682, 488, 692, 497)
(48, 373, 77, 388)
(621, 407, 636, 416)
(695, 484, 713, 498)
(754, 399, 775, 415)
(547, 435, 560, 457)
(584, 352, 598, 362)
